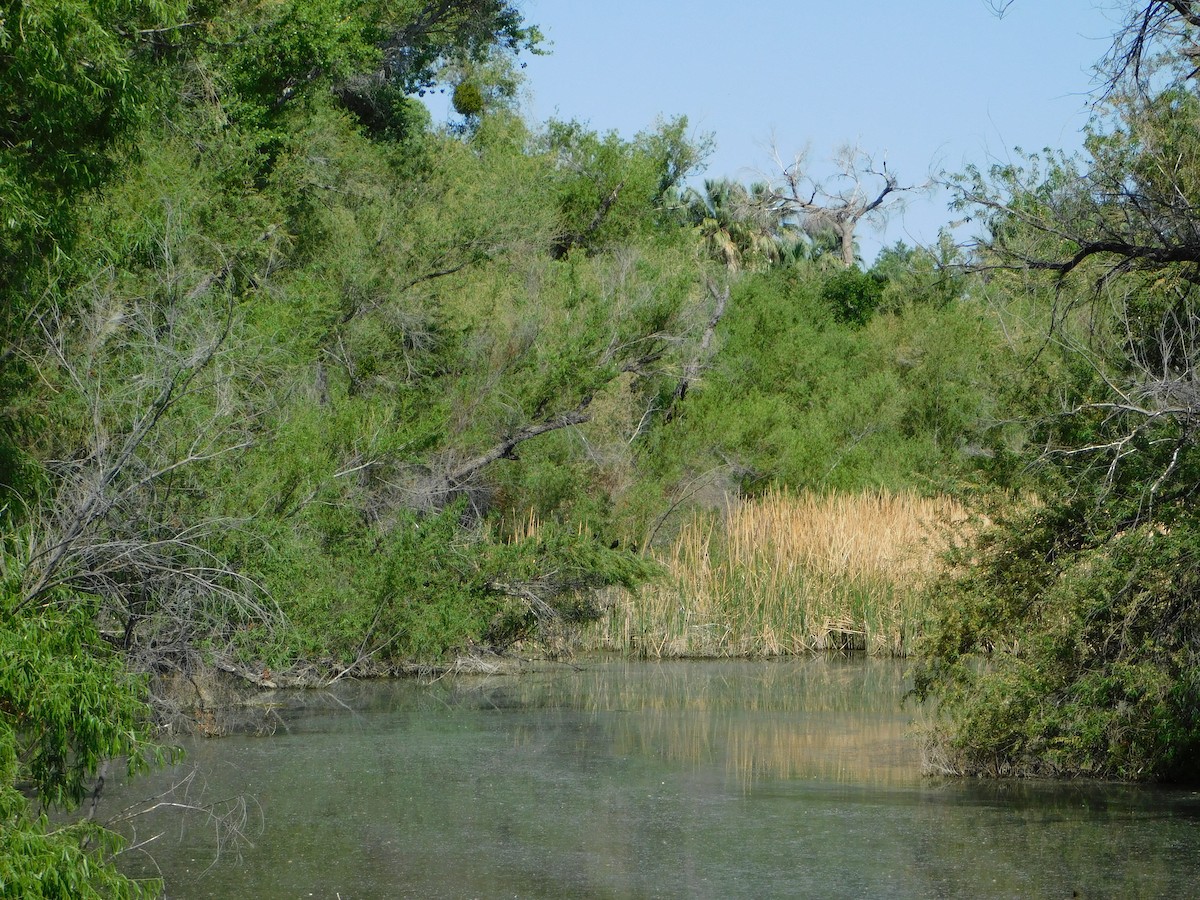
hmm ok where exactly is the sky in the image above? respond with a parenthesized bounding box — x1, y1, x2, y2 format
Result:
(426, 1, 1125, 262)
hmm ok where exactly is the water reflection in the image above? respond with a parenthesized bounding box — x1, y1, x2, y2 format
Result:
(431, 657, 918, 789)
(101, 658, 1200, 899)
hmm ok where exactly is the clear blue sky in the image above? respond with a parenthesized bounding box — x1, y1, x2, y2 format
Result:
(428, 1, 1122, 262)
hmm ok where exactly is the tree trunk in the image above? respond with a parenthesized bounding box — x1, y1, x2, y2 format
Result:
(840, 224, 856, 267)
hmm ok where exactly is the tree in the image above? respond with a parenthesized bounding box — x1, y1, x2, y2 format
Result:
(679, 179, 794, 273)
(340, 9, 539, 136)
(951, 2, 1200, 509)
(543, 116, 707, 258)
(0, 0, 188, 289)
(3, 0, 713, 889)
(914, 0, 1200, 781)
(769, 145, 924, 267)
(1, 578, 169, 898)
(372, 0, 539, 95)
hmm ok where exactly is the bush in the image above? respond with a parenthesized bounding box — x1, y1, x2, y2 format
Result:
(452, 81, 486, 117)
(1, 562, 170, 896)
(645, 265, 1006, 500)
(913, 494, 1200, 781)
(821, 267, 884, 325)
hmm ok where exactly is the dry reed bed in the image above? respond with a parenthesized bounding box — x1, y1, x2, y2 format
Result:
(587, 489, 967, 658)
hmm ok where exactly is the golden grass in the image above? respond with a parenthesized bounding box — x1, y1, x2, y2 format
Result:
(584, 488, 968, 658)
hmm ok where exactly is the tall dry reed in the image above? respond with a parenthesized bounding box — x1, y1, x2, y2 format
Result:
(585, 488, 968, 657)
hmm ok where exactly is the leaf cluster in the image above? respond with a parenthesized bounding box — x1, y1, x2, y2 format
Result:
(0, 0, 187, 284)
(643, 260, 1000, 501)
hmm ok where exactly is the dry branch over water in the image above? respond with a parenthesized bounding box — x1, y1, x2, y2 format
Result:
(586, 489, 968, 657)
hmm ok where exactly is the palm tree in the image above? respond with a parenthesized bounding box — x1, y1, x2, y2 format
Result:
(680, 179, 796, 273)
(778, 224, 846, 268)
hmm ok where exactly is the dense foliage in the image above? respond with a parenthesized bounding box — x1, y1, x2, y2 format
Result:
(639, 252, 1001, 502)
(8, 0, 1200, 892)
(912, 1, 1200, 782)
(2, 525, 171, 897)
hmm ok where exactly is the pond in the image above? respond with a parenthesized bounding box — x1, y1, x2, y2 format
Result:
(103, 657, 1200, 898)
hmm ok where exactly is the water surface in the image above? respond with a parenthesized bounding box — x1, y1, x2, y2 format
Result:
(104, 657, 1200, 898)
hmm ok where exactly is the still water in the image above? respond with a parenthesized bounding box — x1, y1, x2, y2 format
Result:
(104, 657, 1200, 898)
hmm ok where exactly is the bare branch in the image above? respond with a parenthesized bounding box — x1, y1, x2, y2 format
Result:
(769, 144, 927, 266)
(19, 296, 235, 610)
(550, 179, 625, 259)
(105, 767, 264, 874)
(441, 397, 595, 491)
(664, 279, 730, 421)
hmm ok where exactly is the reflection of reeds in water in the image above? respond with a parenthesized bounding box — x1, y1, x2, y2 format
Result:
(724, 715, 917, 788)
(603, 709, 920, 788)
(496, 658, 924, 787)
(586, 489, 967, 658)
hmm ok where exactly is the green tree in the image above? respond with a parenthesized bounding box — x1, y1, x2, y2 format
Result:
(542, 116, 707, 258)
(820, 266, 884, 325)
(2, 519, 170, 897)
(0, 0, 562, 890)
(0, 0, 186, 286)
(914, 0, 1200, 781)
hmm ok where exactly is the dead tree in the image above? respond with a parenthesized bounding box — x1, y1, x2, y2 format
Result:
(769, 145, 924, 267)
(13, 236, 281, 673)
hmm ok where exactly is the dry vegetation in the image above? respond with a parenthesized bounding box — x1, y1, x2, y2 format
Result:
(584, 488, 969, 657)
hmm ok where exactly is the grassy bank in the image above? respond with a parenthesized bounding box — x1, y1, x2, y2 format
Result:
(583, 489, 967, 657)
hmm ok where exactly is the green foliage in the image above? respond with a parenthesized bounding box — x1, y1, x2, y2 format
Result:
(268, 504, 490, 662)
(0, 0, 186, 286)
(911, 268, 1200, 780)
(917, 9, 1200, 780)
(195, 0, 539, 124)
(914, 496, 1200, 781)
(0, 811, 157, 899)
(1, 603, 157, 806)
(373, 0, 541, 96)
(677, 179, 792, 273)
(820, 266, 884, 325)
(1, 528, 167, 897)
(218, 0, 376, 112)
(480, 518, 661, 645)
(339, 82, 432, 140)
(451, 80, 486, 117)
(231, 496, 658, 664)
(110, 94, 694, 667)
(647, 264, 1006, 500)
(542, 116, 707, 255)
(870, 237, 967, 311)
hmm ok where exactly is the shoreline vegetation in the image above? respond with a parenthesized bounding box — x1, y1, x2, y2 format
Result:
(584, 489, 968, 659)
(164, 487, 968, 735)
(141, 484, 967, 748)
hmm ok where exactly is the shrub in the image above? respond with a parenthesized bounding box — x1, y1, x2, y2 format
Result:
(821, 267, 884, 325)
(913, 495, 1200, 781)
